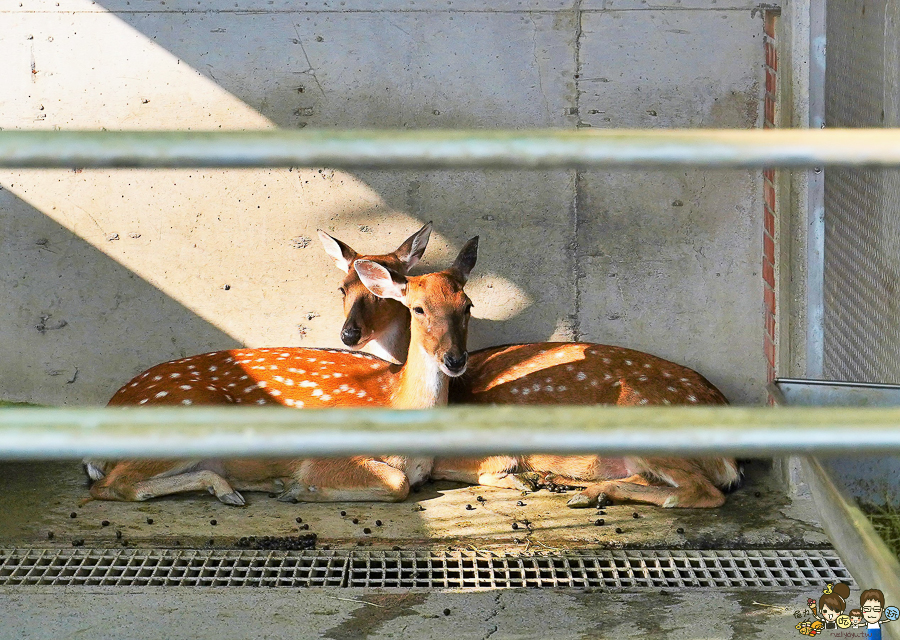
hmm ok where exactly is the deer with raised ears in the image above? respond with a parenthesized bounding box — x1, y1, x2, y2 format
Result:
(318, 222, 432, 364)
(320, 227, 740, 509)
(84, 237, 479, 506)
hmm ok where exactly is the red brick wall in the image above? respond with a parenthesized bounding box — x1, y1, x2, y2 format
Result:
(763, 10, 779, 386)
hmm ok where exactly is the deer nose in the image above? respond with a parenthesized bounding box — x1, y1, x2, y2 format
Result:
(341, 326, 362, 346)
(443, 352, 468, 373)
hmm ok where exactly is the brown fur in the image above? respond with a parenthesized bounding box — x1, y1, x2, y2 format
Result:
(88, 240, 478, 505)
(325, 229, 739, 509)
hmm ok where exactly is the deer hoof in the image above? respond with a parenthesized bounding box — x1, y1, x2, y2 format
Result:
(219, 491, 245, 506)
(511, 473, 540, 492)
(565, 493, 594, 508)
(276, 486, 302, 502)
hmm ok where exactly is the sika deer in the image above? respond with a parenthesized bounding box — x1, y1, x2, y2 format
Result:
(85, 238, 479, 505)
(320, 227, 739, 508)
(318, 222, 432, 363)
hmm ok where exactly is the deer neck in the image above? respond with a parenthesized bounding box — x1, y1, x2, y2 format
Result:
(364, 317, 411, 365)
(390, 335, 449, 410)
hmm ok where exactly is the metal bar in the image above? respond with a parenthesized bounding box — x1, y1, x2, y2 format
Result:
(806, 0, 827, 377)
(4, 129, 900, 169)
(2, 406, 900, 459)
(802, 457, 900, 640)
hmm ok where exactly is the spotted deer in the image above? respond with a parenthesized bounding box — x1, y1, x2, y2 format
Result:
(318, 222, 432, 364)
(85, 237, 479, 505)
(320, 226, 740, 508)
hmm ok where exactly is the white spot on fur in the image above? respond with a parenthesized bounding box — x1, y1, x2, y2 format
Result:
(270, 389, 282, 397)
(511, 388, 519, 394)
(139, 398, 148, 404)
(320, 394, 331, 401)
(256, 399, 267, 405)
(557, 385, 567, 392)
(179, 385, 192, 391)
(638, 376, 648, 382)
(576, 372, 587, 381)
(155, 391, 168, 398)
(688, 395, 697, 403)
(153, 376, 162, 381)
(544, 385, 553, 392)
(299, 381, 317, 388)
(182, 399, 192, 405)
(522, 388, 530, 395)
(170, 373, 181, 379)
(357, 390, 366, 398)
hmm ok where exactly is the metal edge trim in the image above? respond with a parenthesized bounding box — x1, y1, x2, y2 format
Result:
(802, 456, 900, 640)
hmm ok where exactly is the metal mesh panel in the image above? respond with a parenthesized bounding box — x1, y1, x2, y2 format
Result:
(823, 0, 900, 381)
(0, 548, 851, 589)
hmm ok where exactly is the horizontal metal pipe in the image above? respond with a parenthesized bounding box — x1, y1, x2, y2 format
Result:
(2, 129, 900, 169)
(0, 406, 899, 459)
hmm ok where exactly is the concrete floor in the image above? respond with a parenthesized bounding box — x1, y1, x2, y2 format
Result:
(0, 460, 828, 552)
(0, 586, 814, 640)
(0, 460, 835, 638)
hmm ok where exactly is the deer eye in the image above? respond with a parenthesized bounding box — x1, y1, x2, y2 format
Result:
(339, 287, 346, 296)
(413, 306, 425, 316)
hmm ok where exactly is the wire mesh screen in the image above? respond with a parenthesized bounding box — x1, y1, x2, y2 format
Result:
(823, 0, 900, 382)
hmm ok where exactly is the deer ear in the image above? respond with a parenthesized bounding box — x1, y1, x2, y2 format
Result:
(450, 236, 479, 283)
(355, 260, 407, 302)
(317, 230, 358, 274)
(393, 221, 433, 272)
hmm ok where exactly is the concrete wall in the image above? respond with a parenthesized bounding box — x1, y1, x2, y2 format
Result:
(1, 0, 769, 406)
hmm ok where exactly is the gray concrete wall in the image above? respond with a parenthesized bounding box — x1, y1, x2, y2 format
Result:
(1, 0, 768, 406)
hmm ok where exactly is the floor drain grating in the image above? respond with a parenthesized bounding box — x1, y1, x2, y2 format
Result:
(0, 548, 851, 589)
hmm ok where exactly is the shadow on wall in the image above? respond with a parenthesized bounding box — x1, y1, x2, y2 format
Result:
(90, 1, 579, 351)
(0, 188, 239, 406)
(2, 1, 580, 406)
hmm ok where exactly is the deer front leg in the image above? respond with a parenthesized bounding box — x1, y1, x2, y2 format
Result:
(89, 461, 245, 505)
(277, 458, 411, 503)
(566, 474, 652, 508)
(431, 456, 534, 490)
(567, 472, 726, 509)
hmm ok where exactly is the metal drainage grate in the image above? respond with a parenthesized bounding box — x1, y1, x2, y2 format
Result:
(0, 548, 851, 589)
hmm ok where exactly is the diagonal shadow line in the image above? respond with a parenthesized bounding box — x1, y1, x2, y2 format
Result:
(0, 188, 240, 406)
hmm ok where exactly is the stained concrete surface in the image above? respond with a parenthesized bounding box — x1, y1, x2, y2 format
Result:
(0, 461, 827, 550)
(0, 586, 814, 640)
(0, 460, 831, 638)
